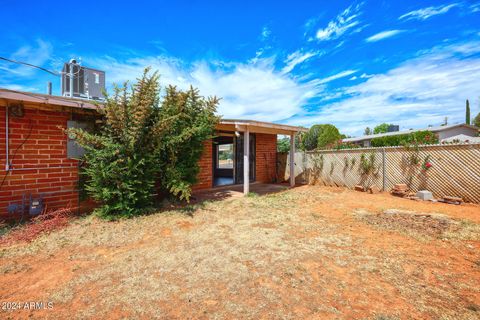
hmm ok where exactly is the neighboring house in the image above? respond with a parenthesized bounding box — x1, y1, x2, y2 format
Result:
(343, 124, 479, 147)
(0, 89, 305, 218)
(441, 134, 480, 143)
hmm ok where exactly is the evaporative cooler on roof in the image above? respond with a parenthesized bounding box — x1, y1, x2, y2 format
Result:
(61, 62, 105, 100)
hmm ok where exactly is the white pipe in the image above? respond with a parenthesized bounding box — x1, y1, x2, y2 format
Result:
(290, 133, 295, 187)
(69, 62, 74, 98)
(5, 105, 9, 171)
(243, 127, 250, 195)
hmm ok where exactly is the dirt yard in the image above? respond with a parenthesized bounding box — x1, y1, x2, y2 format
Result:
(1, 186, 479, 319)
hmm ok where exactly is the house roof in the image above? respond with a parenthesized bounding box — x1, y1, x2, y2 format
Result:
(0, 88, 99, 110)
(343, 124, 479, 143)
(0, 88, 306, 134)
(441, 134, 480, 143)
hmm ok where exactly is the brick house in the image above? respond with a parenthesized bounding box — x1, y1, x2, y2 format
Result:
(0, 89, 98, 219)
(0, 89, 305, 219)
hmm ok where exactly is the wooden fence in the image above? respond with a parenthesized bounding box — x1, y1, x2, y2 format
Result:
(278, 143, 480, 203)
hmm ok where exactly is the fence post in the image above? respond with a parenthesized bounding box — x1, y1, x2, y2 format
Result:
(382, 148, 386, 191)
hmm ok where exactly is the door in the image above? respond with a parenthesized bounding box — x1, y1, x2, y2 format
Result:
(234, 133, 255, 184)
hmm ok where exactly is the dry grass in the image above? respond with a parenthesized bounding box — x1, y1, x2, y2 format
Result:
(353, 209, 480, 241)
(1, 186, 479, 319)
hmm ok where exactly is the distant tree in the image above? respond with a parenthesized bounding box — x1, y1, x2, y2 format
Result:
(277, 137, 290, 153)
(466, 99, 471, 125)
(277, 134, 304, 152)
(442, 116, 448, 126)
(373, 123, 391, 134)
(474, 112, 480, 128)
(318, 124, 342, 148)
(364, 127, 372, 135)
(302, 124, 342, 150)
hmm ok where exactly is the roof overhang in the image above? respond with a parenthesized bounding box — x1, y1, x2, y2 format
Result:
(0, 89, 308, 133)
(217, 119, 307, 135)
(0, 89, 99, 111)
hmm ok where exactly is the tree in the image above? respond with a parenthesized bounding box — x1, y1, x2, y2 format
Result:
(466, 99, 471, 125)
(302, 124, 342, 150)
(442, 116, 448, 126)
(373, 123, 391, 134)
(364, 127, 372, 135)
(67, 69, 219, 217)
(318, 124, 342, 148)
(474, 112, 480, 128)
(277, 137, 290, 153)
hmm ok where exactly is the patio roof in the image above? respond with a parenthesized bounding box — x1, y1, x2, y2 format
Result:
(217, 119, 307, 135)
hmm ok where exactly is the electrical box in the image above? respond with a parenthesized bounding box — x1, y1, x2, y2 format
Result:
(67, 120, 94, 159)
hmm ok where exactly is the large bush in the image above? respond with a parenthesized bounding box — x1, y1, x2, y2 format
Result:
(370, 130, 438, 147)
(67, 69, 219, 217)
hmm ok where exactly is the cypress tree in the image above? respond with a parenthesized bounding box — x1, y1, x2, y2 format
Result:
(466, 99, 471, 125)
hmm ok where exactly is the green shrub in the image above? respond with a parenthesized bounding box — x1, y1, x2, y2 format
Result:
(277, 137, 290, 153)
(329, 140, 360, 150)
(303, 124, 342, 150)
(67, 69, 219, 218)
(370, 130, 438, 147)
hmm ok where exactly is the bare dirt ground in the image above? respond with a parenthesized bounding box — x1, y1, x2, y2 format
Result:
(1, 185, 479, 319)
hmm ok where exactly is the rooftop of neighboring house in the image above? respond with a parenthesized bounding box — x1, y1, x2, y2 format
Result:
(441, 134, 480, 143)
(343, 123, 479, 143)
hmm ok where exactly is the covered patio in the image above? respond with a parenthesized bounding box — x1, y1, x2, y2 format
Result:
(193, 182, 290, 203)
(212, 119, 307, 195)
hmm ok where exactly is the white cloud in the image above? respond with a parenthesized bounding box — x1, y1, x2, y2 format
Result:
(90, 55, 318, 122)
(365, 30, 406, 42)
(288, 41, 480, 135)
(399, 3, 459, 21)
(0, 84, 40, 92)
(260, 26, 271, 40)
(316, 3, 363, 41)
(470, 3, 480, 13)
(359, 73, 374, 79)
(0, 39, 53, 77)
(312, 69, 358, 85)
(281, 50, 321, 74)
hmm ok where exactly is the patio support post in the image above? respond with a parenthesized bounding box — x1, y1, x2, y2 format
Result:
(290, 132, 295, 187)
(243, 127, 250, 195)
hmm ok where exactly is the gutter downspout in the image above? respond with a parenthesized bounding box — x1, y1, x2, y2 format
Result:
(5, 105, 9, 171)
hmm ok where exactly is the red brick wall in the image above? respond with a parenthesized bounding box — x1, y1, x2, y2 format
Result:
(0, 106, 80, 218)
(255, 133, 277, 183)
(192, 133, 277, 190)
(192, 140, 213, 190)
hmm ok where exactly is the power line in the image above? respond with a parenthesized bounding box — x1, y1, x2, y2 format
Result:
(0, 56, 60, 76)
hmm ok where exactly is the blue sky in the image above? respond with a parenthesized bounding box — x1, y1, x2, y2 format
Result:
(1, 1, 480, 136)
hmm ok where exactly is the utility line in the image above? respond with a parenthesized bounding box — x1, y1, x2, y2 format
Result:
(0, 56, 61, 76)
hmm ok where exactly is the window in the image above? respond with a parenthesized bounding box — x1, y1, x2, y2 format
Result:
(217, 144, 233, 169)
